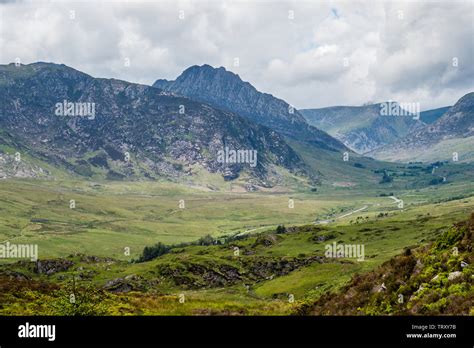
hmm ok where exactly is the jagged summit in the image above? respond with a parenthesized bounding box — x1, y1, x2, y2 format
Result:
(153, 64, 346, 152)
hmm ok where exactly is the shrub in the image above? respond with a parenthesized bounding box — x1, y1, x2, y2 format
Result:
(138, 242, 170, 262)
(379, 172, 393, 184)
(198, 234, 216, 246)
(275, 225, 286, 234)
(50, 277, 109, 316)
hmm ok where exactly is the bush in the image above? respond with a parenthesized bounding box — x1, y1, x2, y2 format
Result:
(198, 234, 216, 246)
(379, 171, 393, 184)
(138, 242, 170, 262)
(275, 225, 286, 234)
(429, 177, 445, 185)
(50, 277, 109, 316)
(435, 226, 465, 250)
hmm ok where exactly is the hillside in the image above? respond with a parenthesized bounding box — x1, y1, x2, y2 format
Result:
(370, 93, 474, 162)
(153, 65, 345, 152)
(420, 106, 451, 124)
(299, 213, 474, 315)
(0, 63, 313, 187)
(301, 103, 425, 154)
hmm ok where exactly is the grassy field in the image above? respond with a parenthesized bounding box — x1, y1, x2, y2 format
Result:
(1, 158, 474, 262)
(0, 179, 351, 260)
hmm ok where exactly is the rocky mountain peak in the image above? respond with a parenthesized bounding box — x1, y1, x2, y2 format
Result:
(153, 65, 346, 152)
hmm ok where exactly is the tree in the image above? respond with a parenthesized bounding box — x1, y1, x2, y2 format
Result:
(50, 275, 108, 316)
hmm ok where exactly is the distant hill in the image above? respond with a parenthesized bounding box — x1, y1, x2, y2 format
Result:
(153, 65, 346, 152)
(370, 93, 474, 162)
(300, 103, 425, 154)
(420, 106, 451, 124)
(0, 63, 312, 187)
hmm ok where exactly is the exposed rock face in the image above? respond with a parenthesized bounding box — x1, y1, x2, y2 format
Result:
(0, 63, 312, 185)
(0, 152, 50, 179)
(153, 64, 345, 152)
(155, 255, 327, 289)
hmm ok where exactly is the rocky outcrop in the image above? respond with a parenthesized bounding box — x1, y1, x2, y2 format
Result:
(34, 259, 74, 275)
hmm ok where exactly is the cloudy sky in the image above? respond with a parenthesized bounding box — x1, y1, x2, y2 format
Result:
(1, 0, 473, 110)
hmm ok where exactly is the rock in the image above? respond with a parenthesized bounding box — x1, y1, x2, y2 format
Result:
(245, 184, 258, 192)
(103, 278, 132, 293)
(1, 270, 31, 281)
(448, 271, 462, 281)
(34, 259, 74, 275)
(253, 234, 280, 247)
(124, 274, 140, 281)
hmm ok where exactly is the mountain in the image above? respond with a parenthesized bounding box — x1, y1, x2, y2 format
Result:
(420, 106, 451, 124)
(370, 93, 474, 162)
(153, 65, 345, 152)
(300, 103, 425, 154)
(0, 62, 312, 187)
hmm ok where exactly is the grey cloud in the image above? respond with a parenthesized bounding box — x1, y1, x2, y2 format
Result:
(0, 0, 472, 110)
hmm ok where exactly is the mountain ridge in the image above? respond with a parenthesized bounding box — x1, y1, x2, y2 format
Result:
(370, 92, 474, 162)
(153, 64, 346, 152)
(301, 102, 426, 154)
(0, 62, 314, 187)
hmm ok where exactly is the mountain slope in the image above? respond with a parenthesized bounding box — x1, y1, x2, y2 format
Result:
(301, 103, 425, 154)
(370, 93, 474, 162)
(153, 65, 345, 152)
(298, 213, 474, 315)
(0, 62, 311, 187)
(420, 106, 451, 124)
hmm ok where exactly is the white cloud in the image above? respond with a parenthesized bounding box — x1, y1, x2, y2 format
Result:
(0, 0, 472, 110)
